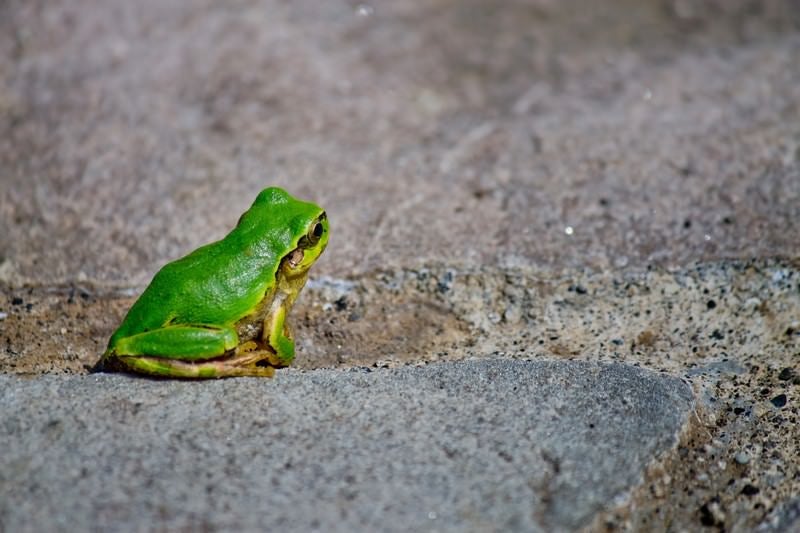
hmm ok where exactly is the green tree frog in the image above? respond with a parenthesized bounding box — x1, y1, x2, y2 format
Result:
(96, 187, 329, 378)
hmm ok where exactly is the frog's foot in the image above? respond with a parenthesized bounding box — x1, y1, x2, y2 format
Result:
(234, 341, 286, 368)
(264, 351, 291, 368)
(236, 341, 260, 354)
(116, 352, 276, 379)
(228, 346, 275, 367)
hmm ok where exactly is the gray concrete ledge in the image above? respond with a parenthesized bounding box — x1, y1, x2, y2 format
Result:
(0, 359, 693, 532)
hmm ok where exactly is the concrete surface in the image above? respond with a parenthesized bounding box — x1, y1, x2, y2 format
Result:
(0, 360, 694, 532)
(1, 0, 799, 531)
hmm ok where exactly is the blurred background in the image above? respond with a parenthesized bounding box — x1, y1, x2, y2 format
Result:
(1, 0, 798, 288)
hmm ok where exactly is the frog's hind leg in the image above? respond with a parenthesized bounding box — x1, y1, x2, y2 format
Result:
(110, 324, 240, 360)
(115, 352, 276, 379)
(106, 325, 276, 378)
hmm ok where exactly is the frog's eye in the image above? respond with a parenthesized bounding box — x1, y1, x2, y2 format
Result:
(307, 222, 324, 245)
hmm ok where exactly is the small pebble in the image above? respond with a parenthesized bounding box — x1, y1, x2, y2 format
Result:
(741, 484, 760, 496)
(0, 311, 7, 320)
(735, 451, 750, 465)
(770, 394, 787, 408)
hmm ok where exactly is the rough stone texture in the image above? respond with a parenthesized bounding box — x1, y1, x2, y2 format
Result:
(756, 498, 800, 532)
(0, 360, 693, 533)
(1, 0, 799, 531)
(3, 259, 798, 379)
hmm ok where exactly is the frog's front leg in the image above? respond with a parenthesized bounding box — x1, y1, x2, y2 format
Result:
(105, 324, 274, 378)
(264, 293, 295, 367)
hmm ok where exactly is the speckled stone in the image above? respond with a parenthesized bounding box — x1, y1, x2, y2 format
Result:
(0, 360, 693, 532)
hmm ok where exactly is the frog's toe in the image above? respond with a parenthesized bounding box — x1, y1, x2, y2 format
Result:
(227, 349, 273, 368)
(236, 341, 259, 353)
(212, 360, 276, 378)
(265, 351, 293, 368)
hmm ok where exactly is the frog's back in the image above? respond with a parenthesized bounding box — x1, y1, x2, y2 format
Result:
(109, 239, 272, 344)
(107, 187, 324, 349)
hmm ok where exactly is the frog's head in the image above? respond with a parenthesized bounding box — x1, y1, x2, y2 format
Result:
(240, 187, 329, 279)
(281, 210, 328, 277)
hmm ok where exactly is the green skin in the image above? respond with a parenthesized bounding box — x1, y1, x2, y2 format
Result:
(98, 187, 329, 378)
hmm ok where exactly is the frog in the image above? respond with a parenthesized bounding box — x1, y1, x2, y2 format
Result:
(95, 187, 329, 378)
